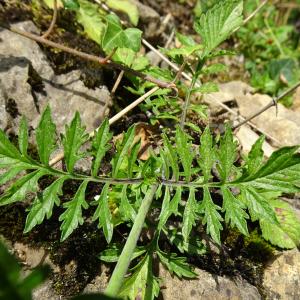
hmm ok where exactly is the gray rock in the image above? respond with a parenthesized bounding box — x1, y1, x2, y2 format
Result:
(83, 265, 110, 294)
(236, 125, 275, 158)
(132, 1, 160, 39)
(33, 280, 61, 300)
(235, 93, 300, 147)
(0, 21, 111, 135)
(160, 265, 261, 300)
(263, 249, 300, 300)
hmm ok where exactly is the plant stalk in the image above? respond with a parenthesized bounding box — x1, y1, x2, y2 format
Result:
(180, 60, 205, 128)
(105, 184, 158, 297)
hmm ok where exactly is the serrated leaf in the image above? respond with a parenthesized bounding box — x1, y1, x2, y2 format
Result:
(24, 177, 66, 233)
(241, 187, 277, 224)
(18, 117, 29, 156)
(99, 244, 146, 263)
(260, 199, 300, 249)
(198, 126, 215, 182)
(59, 180, 89, 241)
(245, 135, 265, 175)
(92, 183, 113, 243)
(175, 127, 194, 182)
(106, 0, 139, 26)
(102, 14, 142, 53)
(119, 185, 136, 222)
(0, 163, 32, 185)
(157, 250, 198, 279)
(162, 134, 179, 181)
(118, 254, 159, 300)
(62, 112, 89, 173)
(176, 32, 197, 47)
(166, 44, 203, 58)
(0, 128, 22, 160)
(194, 0, 243, 57)
(182, 188, 197, 243)
(167, 230, 206, 255)
(36, 106, 57, 165)
(199, 187, 223, 244)
(128, 140, 140, 178)
(157, 186, 171, 230)
(202, 63, 227, 75)
(217, 124, 237, 182)
(192, 82, 219, 94)
(221, 186, 249, 235)
(237, 146, 300, 193)
(112, 126, 135, 178)
(91, 118, 112, 177)
(0, 170, 46, 206)
(76, 0, 106, 44)
(248, 146, 300, 180)
(169, 186, 182, 216)
(62, 0, 79, 9)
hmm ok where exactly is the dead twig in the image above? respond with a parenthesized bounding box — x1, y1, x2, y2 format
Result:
(233, 81, 300, 130)
(4, 25, 175, 90)
(111, 70, 125, 95)
(41, 0, 58, 39)
(49, 86, 160, 166)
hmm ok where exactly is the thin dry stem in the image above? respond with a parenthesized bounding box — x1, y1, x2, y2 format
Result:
(111, 70, 125, 95)
(49, 86, 160, 166)
(233, 81, 300, 130)
(5, 25, 174, 89)
(41, 0, 58, 39)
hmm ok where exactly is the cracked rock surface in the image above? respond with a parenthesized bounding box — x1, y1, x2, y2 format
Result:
(0, 21, 111, 135)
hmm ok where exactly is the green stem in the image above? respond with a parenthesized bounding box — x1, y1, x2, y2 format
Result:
(105, 184, 158, 297)
(180, 60, 205, 128)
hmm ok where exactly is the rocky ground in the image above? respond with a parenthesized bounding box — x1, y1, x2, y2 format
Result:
(0, 1, 300, 299)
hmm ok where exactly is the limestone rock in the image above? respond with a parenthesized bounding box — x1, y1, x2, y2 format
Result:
(263, 249, 300, 299)
(236, 125, 276, 157)
(160, 265, 261, 300)
(236, 93, 300, 146)
(0, 21, 111, 135)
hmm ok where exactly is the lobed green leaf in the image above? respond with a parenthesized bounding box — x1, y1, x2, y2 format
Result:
(59, 180, 89, 241)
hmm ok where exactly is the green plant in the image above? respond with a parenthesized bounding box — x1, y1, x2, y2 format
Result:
(236, 0, 300, 105)
(1, 1, 300, 299)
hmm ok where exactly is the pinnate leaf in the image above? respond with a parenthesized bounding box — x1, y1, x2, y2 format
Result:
(157, 250, 197, 279)
(119, 185, 136, 222)
(221, 187, 249, 235)
(118, 254, 159, 300)
(36, 106, 57, 165)
(93, 183, 113, 243)
(0, 170, 46, 206)
(198, 126, 215, 182)
(112, 126, 135, 178)
(176, 127, 194, 182)
(241, 187, 277, 224)
(217, 125, 237, 182)
(59, 180, 89, 241)
(182, 188, 197, 242)
(91, 118, 112, 177)
(62, 112, 89, 173)
(24, 177, 66, 233)
(260, 199, 300, 249)
(199, 187, 223, 244)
